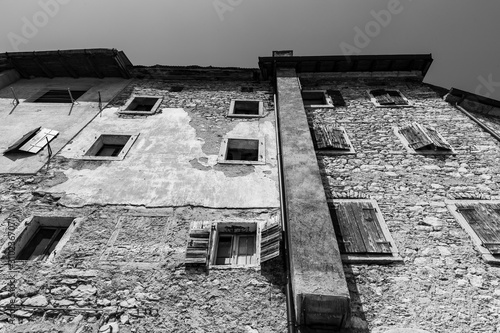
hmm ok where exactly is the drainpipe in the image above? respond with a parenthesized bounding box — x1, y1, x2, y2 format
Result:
(453, 99, 500, 142)
(274, 93, 296, 333)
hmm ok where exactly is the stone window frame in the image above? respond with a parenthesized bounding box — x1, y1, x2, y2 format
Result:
(446, 200, 500, 264)
(0, 215, 82, 263)
(393, 125, 456, 155)
(217, 136, 266, 165)
(367, 89, 412, 108)
(301, 90, 335, 109)
(328, 198, 402, 264)
(79, 133, 139, 161)
(313, 125, 356, 155)
(227, 99, 264, 118)
(119, 95, 163, 115)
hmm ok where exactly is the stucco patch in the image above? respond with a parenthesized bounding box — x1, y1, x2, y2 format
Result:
(189, 158, 212, 171)
(213, 164, 255, 177)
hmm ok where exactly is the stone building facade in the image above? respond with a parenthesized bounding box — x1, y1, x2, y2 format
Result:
(1, 50, 500, 333)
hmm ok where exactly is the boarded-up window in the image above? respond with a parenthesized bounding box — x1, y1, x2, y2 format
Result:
(3, 127, 59, 155)
(312, 125, 354, 154)
(331, 201, 392, 254)
(456, 203, 500, 254)
(260, 220, 281, 263)
(370, 89, 408, 106)
(326, 90, 346, 107)
(185, 222, 212, 268)
(399, 122, 452, 152)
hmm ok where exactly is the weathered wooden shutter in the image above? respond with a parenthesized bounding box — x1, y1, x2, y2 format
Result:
(387, 90, 407, 105)
(185, 221, 212, 267)
(371, 89, 394, 105)
(331, 202, 391, 254)
(457, 204, 500, 254)
(314, 125, 350, 150)
(260, 220, 281, 263)
(18, 128, 59, 154)
(327, 90, 346, 107)
(399, 123, 433, 150)
(424, 126, 452, 150)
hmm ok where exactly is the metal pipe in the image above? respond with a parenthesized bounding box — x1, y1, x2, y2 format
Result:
(454, 103, 500, 142)
(274, 93, 296, 333)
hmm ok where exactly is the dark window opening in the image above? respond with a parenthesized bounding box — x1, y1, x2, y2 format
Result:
(226, 139, 259, 161)
(241, 87, 254, 92)
(34, 90, 87, 103)
(16, 227, 68, 261)
(233, 100, 260, 115)
(301, 91, 327, 106)
(170, 86, 184, 92)
(126, 97, 160, 112)
(215, 233, 256, 266)
(96, 144, 124, 157)
(85, 135, 131, 157)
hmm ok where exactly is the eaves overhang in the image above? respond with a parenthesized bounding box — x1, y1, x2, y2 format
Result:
(0, 48, 132, 79)
(258, 54, 433, 81)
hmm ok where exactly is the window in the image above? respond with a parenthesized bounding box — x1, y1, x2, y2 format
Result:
(120, 96, 163, 115)
(228, 100, 263, 118)
(447, 200, 500, 264)
(3, 127, 59, 155)
(0, 216, 78, 262)
(312, 125, 355, 155)
(301, 90, 334, 108)
(33, 89, 87, 103)
(326, 89, 346, 107)
(329, 199, 401, 263)
(368, 89, 410, 107)
(218, 137, 265, 165)
(240, 87, 254, 92)
(394, 122, 455, 154)
(170, 86, 184, 92)
(81, 134, 139, 161)
(184, 220, 281, 269)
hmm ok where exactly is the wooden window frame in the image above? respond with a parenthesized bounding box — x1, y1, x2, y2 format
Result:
(217, 136, 266, 165)
(367, 89, 412, 108)
(328, 199, 402, 264)
(301, 90, 335, 109)
(446, 200, 500, 264)
(119, 95, 163, 115)
(313, 125, 355, 155)
(80, 133, 139, 161)
(394, 125, 456, 155)
(0, 215, 81, 263)
(227, 100, 264, 118)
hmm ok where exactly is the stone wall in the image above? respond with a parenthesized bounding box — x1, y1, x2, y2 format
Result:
(301, 75, 500, 333)
(0, 78, 287, 333)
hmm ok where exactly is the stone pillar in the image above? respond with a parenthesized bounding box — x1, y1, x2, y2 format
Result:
(276, 68, 351, 330)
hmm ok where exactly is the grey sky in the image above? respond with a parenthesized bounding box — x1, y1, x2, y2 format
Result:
(1, 0, 499, 99)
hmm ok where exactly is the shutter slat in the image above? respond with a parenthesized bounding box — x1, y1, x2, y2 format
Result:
(360, 204, 391, 253)
(314, 125, 350, 150)
(260, 221, 281, 263)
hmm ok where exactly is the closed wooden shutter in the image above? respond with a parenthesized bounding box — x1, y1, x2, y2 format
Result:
(331, 201, 392, 254)
(327, 90, 346, 107)
(185, 221, 212, 267)
(314, 125, 350, 150)
(457, 204, 500, 254)
(260, 220, 281, 262)
(399, 123, 433, 150)
(424, 126, 452, 150)
(370, 89, 393, 105)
